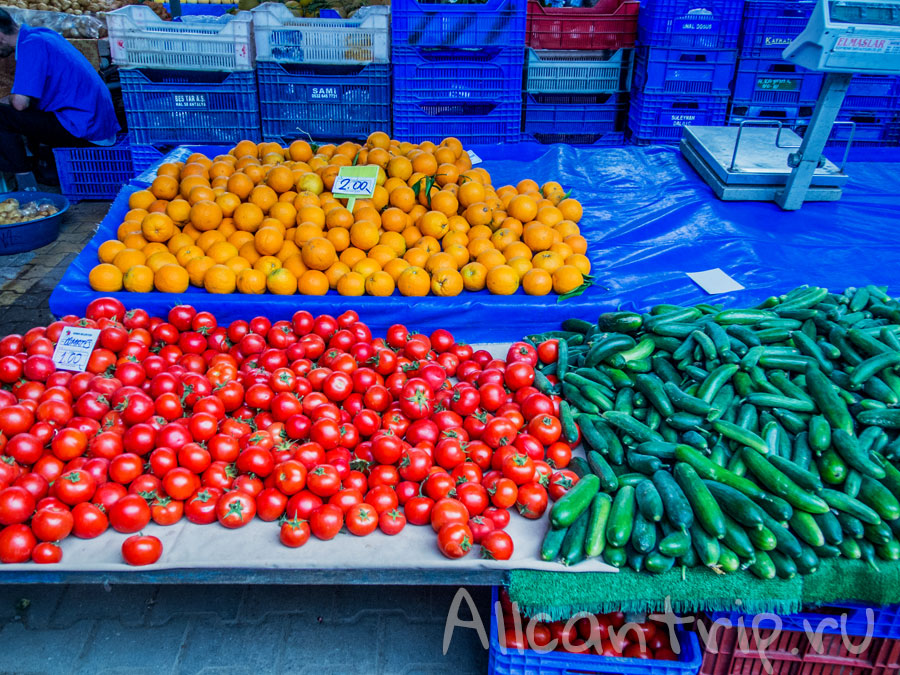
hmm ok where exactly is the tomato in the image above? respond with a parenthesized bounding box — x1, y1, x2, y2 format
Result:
(480, 529, 513, 560)
(548, 470, 580, 502)
(122, 534, 163, 566)
(329, 488, 363, 514)
(71, 502, 108, 539)
(434, 439, 467, 471)
(450, 462, 482, 486)
(14, 472, 48, 502)
(232, 474, 263, 497)
(345, 503, 378, 536)
(162, 467, 199, 501)
(308, 503, 343, 540)
(306, 464, 341, 498)
(0, 523, 36, 563)
(256, 487, 288, 522)
(277, 515, 310, 548)
(108, 493, 151, 533)
(30, 507, 73, 542)
(364, 485, 398, 514)
(52, 470, 96, 506)
(468, 515, 495, 544)
(545, 442, 572, 470)
(515, 482, 548, 519)
(430, 497, 469, 532)
(502, 453, 536, 486)
(109, 453, 143, 485)
(213, 490, 255, 529)
(0, 486, 34, 527)
(404, 496, 434, 526)
(0, 406, 35, 437)
(483, 506, 510, 529)
(422, 472, 455, 502)
(93, 482, 126, 513)
(507, 341, 538, 367)
(399, 379, 434, 420)
(528, 415, 562, 446)
(31, 541, 62, 564)
(236, 447, 275, 478)
(504, 362, 535, 391)
(456, 482, 489, 517)
(624, 644, 651, 659)
(5, 433, 43, 466)
(487, 476, 518, 509)
(50, 428, 87, 463)
(149, 496, 183, 526)
(437, 522, 473, 559)
(122, 423, 156, 456)
(482, 417, 518, 449)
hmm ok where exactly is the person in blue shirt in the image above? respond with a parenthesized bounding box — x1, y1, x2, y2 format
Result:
(0, 8, 119, 190)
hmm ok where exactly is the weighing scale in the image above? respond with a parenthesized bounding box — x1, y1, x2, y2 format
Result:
(680, 0, 900, 210)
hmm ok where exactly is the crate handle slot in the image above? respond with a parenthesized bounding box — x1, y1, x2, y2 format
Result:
(137, 69, 234, 85)
(415, 47, 503, 62)
(678, 53, 710, 63)
(766, 63, 799, 74)
(276, 63, 369, 77)
(672, 102, 701, 110)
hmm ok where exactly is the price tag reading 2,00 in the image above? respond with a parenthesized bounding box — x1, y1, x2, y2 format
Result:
(332, 165, 380, 210)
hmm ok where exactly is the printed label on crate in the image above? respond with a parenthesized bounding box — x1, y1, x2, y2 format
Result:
(663, 112, 699, 126)
(173, 93, 209, 109)
(311, 86, 341, 101)
(673, 17, 719, 33)
(834, 36, 900, 53)
(763, 36, 793, 47)
(757, 77, 800, 91)
(52, 327, 100, 372)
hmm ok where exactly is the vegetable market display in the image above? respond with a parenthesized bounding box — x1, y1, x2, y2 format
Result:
(0, 297, 573, 565)
(533, 284, 900, 578)
(88, 133, 590, 299)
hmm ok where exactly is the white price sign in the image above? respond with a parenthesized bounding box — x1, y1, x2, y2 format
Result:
(467, 149, 482, 165)
(52, 326, 100, 372)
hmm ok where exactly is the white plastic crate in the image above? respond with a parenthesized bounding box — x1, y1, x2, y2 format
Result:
(526, 48, 633, 94)
(107, 5, 254, 71)
(252, 2, 389, 65)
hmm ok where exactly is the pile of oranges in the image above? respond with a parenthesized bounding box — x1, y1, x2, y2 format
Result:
(88, 132, 590, 297)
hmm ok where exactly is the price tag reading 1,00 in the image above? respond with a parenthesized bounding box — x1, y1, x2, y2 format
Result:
(332, 165, 380, 210)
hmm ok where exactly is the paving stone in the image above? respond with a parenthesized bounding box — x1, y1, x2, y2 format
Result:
(380, 610, 490, 675)
(175, 615, 289, 675)
(75, 616, 189, 675)
(2, 277, 36, 294)
(282, 614, 383, 675)
(48, 585, 154, 629)
(235, 586, 324, 625)
(0, 619, 96, 674)
(148, 586, 244, 627)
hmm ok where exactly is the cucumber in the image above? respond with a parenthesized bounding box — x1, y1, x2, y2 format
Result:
(790, 511, 826, 547)
(560, 508, 590, 566)
(741, 448, 830, 514)
(769, 550, 799, 579)
(792, 432, 813, 470)
(627, 451, 664, 475)
(857, 408, 900, 429)
(635, 442, 678, 460)
(745, 393, 816, 413)
(569, 457, 591, 478)
(747, 524, 778, 551)
(603, 411, 664, 443)
(635, 480, 664, 522)
(550, 474, 600, 529)
(721, 514, 756, 559)
(587, 451, 619, 493)
(698, 364, 740, 403)
(635, 373, 674, 417)
(859, 539, 880, 570)
(806, 366, 854, 435)
(584, 493, 613, 557)
(767, 454, 824, 492)
(598, 311, 643, 334)
(603, 545, 627, 568)
(659, 530, 692, 558)
(627, 548, 646, 573)
(562, 383, 601, 415)
(819, 488, 881, 524)
(674, 463, 726, 538)
(839, 536, 862, 559)
(760, 513, 804, 558)
(559, 401, 580, 444)
(748, 550, 777, 579)
(653, 469, 694, 531)
(793, 544, 820, 575)
(817, 447, 848, 485)
(713, 420, 770, 455)
(849, 352, 900, 390)
(832, 429, 886, 479)
(877, 538, 900, 561)
(808, 415, 832, 454)
(606, 485, 636, 548)
(858, 476, 900, 521)
(585, 334, 636, 368)
(814, 544, 841, 559)
(541, 522, 568, 561)
(631, 512, 657, 554)
(813, 510, 844, 546)
(557, 337, 569, 381)
(864, 518, 893, 545)
(643, 550, 675, 574)
(675, 444, 770, 501)
(562, 318, 594, 334)
(716, 309, 774, 325)
(580, 417, 610, 455)
(717, 545, 741, 573)
(704, 481, 766, 529)
(837, 511, 865, 538)
(691, 520, 721, 566)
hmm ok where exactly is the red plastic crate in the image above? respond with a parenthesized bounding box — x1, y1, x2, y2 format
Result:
(525, 0, 640, 50)
(699, 615, 900, 675)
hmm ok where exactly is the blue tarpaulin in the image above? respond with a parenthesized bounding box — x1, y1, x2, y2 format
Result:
(50, 143, 900, 341)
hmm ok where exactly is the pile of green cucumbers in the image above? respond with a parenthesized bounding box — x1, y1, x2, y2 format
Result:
(532, 285, 900, 579)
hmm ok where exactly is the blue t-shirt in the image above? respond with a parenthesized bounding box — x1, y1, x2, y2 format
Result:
(13, 24, 119, 142)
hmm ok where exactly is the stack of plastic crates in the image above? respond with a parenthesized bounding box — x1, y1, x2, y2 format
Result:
(628, 0, 743, 143)
(391, 0, 526, 145)
(252, 3, 391, 144)
(826, 74, 900, 149)
(729, 0, 821, 130)
(700, 603, 900, 675)
(110, 4, 260, 149)
(53, 135, 134, 202)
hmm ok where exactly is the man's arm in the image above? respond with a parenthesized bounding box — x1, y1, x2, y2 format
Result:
(10, 94, 29, 111)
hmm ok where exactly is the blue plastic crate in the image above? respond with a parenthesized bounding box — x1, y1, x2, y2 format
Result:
(731, 57, 824, 106)
(53, 135, 133, 202)
(628, 91, 729, 143)
(709, 603, 900, 640)
(633, 47, 736, 95)
(638, 0, 745, 49)
(526, 48, 633, 95)
(845, 74, 900, 111)
(391, 0, 527, 48)
(827, 110, 900, 148)
(393, 99, 521, 145)
(488, 588, 704, 675)
(164, 3, 238, 16)
(392, 46, 525, 102)
(130, 144, 167, 175)
(120, 68, 260, 145)
(522, 130, 626, 145)
(729, 102, 814, 119)
(739, 0, 816, 58)
(257, 61, 391, 142)
(524, 92, 628, 137)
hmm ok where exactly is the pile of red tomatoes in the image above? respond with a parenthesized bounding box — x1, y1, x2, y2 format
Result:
(0, 297, 576, 565)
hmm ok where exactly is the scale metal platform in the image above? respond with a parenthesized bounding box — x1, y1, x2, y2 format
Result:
(680, 124, 848, 202)
(681, 0, 900, 210)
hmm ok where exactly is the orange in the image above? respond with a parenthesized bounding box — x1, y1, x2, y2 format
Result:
(302, 237, 337, 271)
(186, 153, 212, 170)
(215, 193, 242, 219)
(550, 242, 574, 260)
(146, 251, 178, 273)
(367, 131, 390, 149)
(383, 257, 410, 281)
(149, 175, 180, 201)
(541, 181, 565, 202)
(460, 262, 487, 291)
(298, 205, 326, 229)
(517, 179, 540, 194)
(234, 203, 265, 233)
(298, 270, 329, 295)
(367, 147, 391, 169)
(179, 176, 210, 201)
(448, 215, 469, 234)
(166, 198, 192, 224)
(464, 203, 492, 228)
(233, 140, 259, 159)
(206, 241, 239, 264)
(416, 235, 441, 256)
(443, 231, 468, 248)
(379, 231, 407, 257)
(266, 165, 295, 194)
(417, 211, 447, 239)
(397, 266, 430, 297)
(566, 253, 591, 276)
(336, 271, 366, 297)
(536, 205, 564, 228)
(353, 258, 381, 279)
(122, 232, 149, 250)
(148, 199, 169, 214)
(523, 223, 554, 252)
(425, 252, 457, 274)
(411, 152, 438, 176)
(282, 254, 308, 279)
(552, 265, 583, 294)
(325, 207, 354, 230)
(522, 268, 552, 296)
(325, 261, 351, 289)
(227, 173, 254, 200)
(532, 250, 565, 274)
(196, 230, 225, 252)
(486, 265, 519, 295)
(294, 222, 323, 246)
(228, 230, 254, 249)
(276, 240, 301, 262)
(458, 181, 485, 208)
(224, 256, 251, 276)
(185, 255, 215, 287)
(187, 185, 216, 206)
(382, 207, 408, 233)
(279, 190, 299, 204)
(123, 264, 154, 292)
(326, 227, 350, 253)
(117, 221, 141, 240)
(189, 201, 223, 232)
(476, 248, 506, 271)
(564, 234, 587, 255)
(129, 190, 155, 211)
(166, 232, 193, 254)
(268, 201, 297, 229)
(266, 268, 297, 295)
(142, 242, 168, 258)
(371, 185, 389, 211)
(559, 198, 583, 222)
(490, 228, 518, 251)
(404, 247, 429, 269)
(554, 220, 581, 239)
(467, 237, 495, 259)
(431, 268, 464, 297)
(154, 264, 190, 293)
(239, 241, 261, 265)
(353, 204, 381, 227)
(249, 185, 278, 213)
(156, 162, 181, 179)
(389, 186, 416, 213)
(441, 137, 464, 158)
(113, 248, 146, 274)
(368, 244, 396, 268)
(504, 241, 532, 261)
(430, 190, 459, 218)
(507, 256, 533, 279)
(289, 140, 313, 162)
(89, 263, 123, 292)
(253, 227, 283, 256)
(508, 195, 538, 223)
(204, 264, 237, 294)
(408, 205, 427, 227)
(98, 239, 126, 264)
(364, 270, 395, 296)
(387, 156, 413, 181)
(237, 268, 267, 294)
(209, 161, 235, 180)
(175, 245, 203, 267)
(444, 244, 469, 269)
(254, 255, 281, 276)
(125, 208, 149, 223)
